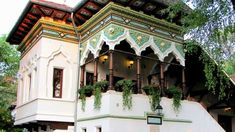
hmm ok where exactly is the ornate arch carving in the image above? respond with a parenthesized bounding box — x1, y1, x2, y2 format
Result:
(80, 24, 185, 66)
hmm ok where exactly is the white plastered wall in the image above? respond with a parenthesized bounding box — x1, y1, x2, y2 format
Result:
(77, 92, 225, 132)
(15, 37, 78, 125)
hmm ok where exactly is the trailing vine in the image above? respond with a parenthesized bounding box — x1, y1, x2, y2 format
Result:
(203, 58, 217, 95)
(79, 87, 86, 112)
(115, 79, 133, 110)
(201, 50, 231, 100)
(93, 86, 102, 110)
(143, 85, 161, 112)
(93, 81, 108, 110)
(166, 86, 182, 112)
(161, 0, 234, 100)
(79, 85, 93, 111)
(185, 41, 232, 100)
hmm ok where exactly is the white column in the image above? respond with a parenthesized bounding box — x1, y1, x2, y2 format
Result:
(17, 78, 23, 105)
(29, 68, 36, 100)
(33, 68, 38, 99)
(23, 74, 27, 103)
(37, 58, 48, 98)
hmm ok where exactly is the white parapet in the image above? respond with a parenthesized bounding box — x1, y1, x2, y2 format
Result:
(15, 98, 74, 125)
(77, 91, 225, 132)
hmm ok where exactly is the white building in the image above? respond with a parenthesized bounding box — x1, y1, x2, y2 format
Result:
(6, 0, 235, 132)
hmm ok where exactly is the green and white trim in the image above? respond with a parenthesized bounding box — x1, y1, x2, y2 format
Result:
(80, 23, 185, 66)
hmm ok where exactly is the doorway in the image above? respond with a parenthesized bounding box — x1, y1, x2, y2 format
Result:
(218, 115, 232, 132)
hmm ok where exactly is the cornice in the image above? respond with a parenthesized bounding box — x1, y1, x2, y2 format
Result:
(19, 18, 78, 57)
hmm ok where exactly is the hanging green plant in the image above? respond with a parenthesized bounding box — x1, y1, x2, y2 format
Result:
(143, 85, 161, 111)
(202, 53, 231, 100)
(115, 79, 133, 110)
(93, 81, 108, 110)
(78, 85, 93, 111)
(184, 41, 232, 100)
(93, 86, 101, 110)
(166, 86, 182, 112)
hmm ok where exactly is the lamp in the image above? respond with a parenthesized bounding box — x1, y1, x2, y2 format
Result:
(128, 60, 134, 69)
(224, 107, 231, 112)
(156, 104, 163, 116)
(102, 55, 108, 64)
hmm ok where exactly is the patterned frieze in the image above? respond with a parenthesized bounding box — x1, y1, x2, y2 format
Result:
(80, 24, 185, 66)
(18, 18, 78, 57)
(80, 3, 184, 44)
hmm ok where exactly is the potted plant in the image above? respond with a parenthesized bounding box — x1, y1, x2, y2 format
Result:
(142, 85, 158, 95)
(94, 80, 108, 92)
(143, 85, 161, 111)
(93, 80, 108, 110)
(115, 79, 134, 110)
(79, 85, 93, 111)
(166, 86, 182, 112)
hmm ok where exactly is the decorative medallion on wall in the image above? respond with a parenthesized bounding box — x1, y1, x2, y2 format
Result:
(129, 30, 150, 47)
(154, 37, 171, 53)
(103, 24, 125, 41)
(89, 32, 101, 49)
(175, 44, 185, 58)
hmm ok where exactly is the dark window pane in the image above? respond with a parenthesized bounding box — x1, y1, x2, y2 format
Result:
(53, 68, 63, 98)
(86, 72, 94, 85)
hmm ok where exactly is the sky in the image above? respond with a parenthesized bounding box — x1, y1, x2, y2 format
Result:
(0, 0, 81, 36)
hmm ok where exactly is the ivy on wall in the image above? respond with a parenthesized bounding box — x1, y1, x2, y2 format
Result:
(185, 41, 232, 100)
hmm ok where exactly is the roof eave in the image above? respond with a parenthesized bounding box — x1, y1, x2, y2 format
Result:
(6, 1, 33, 44)
(72, 0, 88, 12)
(31, 0, 73, 13)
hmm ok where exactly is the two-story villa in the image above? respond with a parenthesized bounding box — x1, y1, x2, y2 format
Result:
(7, 0, 235, 132)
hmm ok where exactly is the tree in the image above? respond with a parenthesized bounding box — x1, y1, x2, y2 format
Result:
(0, 35, 21, 131)
(161, 0, 235, 99)
(224, 53, 235, 75)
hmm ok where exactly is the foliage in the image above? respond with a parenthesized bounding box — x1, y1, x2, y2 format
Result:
(161, 0, 235, 99)
(115, 79, 133, 110)
(202, 57, 231, 100)
(0, 35, 19, 77)
(0, 35, 20, 131)
(79, 85, 93, 111)
(93, 81, 108, 110)
(166, 86, 182, 112)
(143, 85, 161, 111)
(224, 53, 235, 75)
(185, 42, 231, 100)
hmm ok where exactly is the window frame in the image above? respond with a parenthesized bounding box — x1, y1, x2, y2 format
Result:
(28, 73, 32, 100)
(53, 68, 63, 98)
(86, 71, 94, 85)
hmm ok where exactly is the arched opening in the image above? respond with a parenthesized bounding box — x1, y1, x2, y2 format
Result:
(164, 53, 183, 89)
(97, 43, 110, 81)
(84, 51, 95, 85)
(109, 40, 138, 92)
(99, 43, 109, 55)
(141, 47, 160, 87)
(114, 40, 136, 54)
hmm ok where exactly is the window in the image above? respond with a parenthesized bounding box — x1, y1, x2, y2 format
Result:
(28, 74, 32, 100)
(96, 127, 102, 132)
(81, 128, 87, 132)
(53, 68, 63, 98)
(86, 72, 94, 85)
